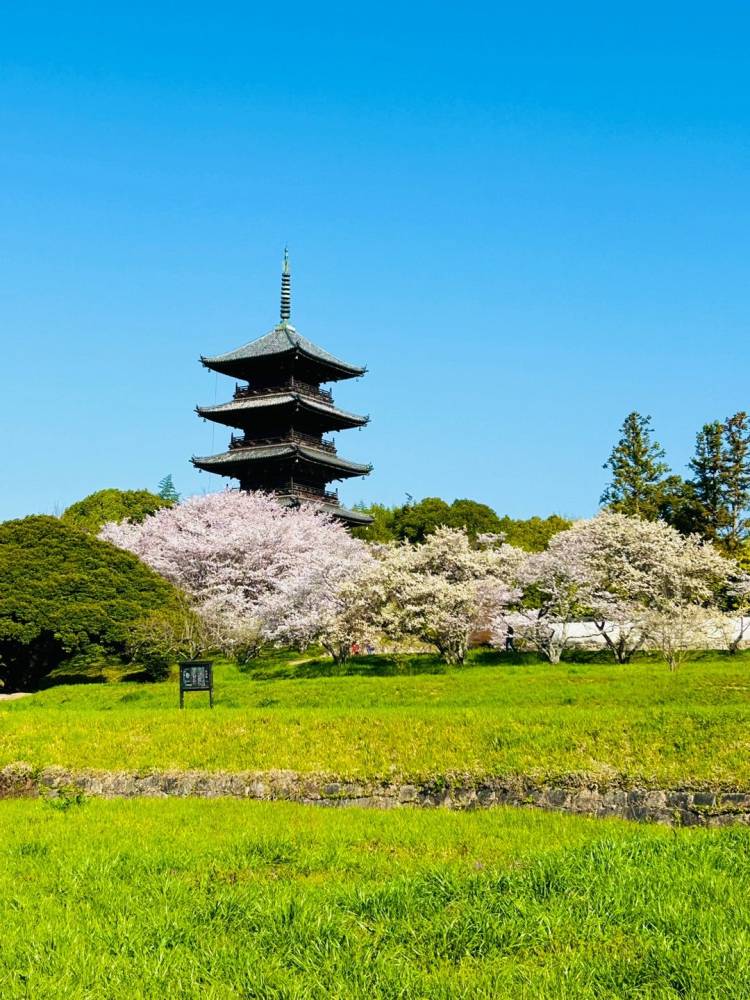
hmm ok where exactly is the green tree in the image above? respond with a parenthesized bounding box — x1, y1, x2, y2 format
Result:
(721, 411, 750, 554)
(685, 421, 729, 542)
(351, 503, 398, 542)
(61, 488, 172, 535)
(601, 412, 675, 520)
(496, 514, 572, 552)
(657, 479, 703, 537)
(353, 498, 571, 550)
(392, 497, 452, 543)
(447, 499, 504, 539)
(157, 474, 180, 502)
(0, 516, 181, 691)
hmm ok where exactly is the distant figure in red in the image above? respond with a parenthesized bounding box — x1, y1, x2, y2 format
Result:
(351, 642, 361, 656)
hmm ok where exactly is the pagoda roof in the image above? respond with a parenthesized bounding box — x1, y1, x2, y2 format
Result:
(276, 495, 373, 526)
(192, 442, 372, 479)
(201, 322, 365, 380)
(196, 392, 368, 428)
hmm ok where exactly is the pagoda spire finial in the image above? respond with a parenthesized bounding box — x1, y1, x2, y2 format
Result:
(280, 247, 291, 324)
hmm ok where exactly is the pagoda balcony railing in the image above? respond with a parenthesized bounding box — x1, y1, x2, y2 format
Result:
(278, 484, 340, 505)
(234, 378, 333, 404)
(229, 432, 336, 454)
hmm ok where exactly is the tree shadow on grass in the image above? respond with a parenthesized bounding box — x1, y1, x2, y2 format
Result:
(38, 673, 108, 689)
(245, 653, 451, 681)
(469, 648, 540, 668)
(243, 648, 540, 681)
(117, 668, 154, 683)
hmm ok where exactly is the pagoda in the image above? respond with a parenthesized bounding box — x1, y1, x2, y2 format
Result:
(193, 252, 373, 526)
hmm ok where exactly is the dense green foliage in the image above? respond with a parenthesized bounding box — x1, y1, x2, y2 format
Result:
(61, 487, 172, 535)
(351, 502, 399, 542)
(0, 799, 747, 998)
(495, 513, 573, 552)
(392, 497, 504, 542)
(353, 497, 570, 550)
(0, 516, 180, 690)
(1, 651, 748, 784)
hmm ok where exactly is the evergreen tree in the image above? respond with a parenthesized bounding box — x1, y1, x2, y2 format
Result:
(721, 411, 750, 554)
(157, 474, 180, 503)
(600, 412, 673, 520)
(687, 421, 728, 542)
(657, 479, 702, 537)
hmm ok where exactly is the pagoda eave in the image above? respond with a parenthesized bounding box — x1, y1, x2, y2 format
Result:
(276, 495, 374, 526)
(195, 393, 368, 431)
(201, 355, 365, 385)
(200, 324, 366, 383)
(192, 443, 372, 481)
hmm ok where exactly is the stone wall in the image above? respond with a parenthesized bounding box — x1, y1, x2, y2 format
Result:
(2, 763, 749, 826)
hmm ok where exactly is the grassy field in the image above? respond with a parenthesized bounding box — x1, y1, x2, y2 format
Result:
(1, 650, 749, 785)
(0, 799, 748, 998)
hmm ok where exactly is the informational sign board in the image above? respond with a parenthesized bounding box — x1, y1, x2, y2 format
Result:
(179, 660, 214, 708)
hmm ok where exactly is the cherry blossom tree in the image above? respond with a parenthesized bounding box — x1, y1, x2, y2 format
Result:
(259, 550, 382, 663)
(640, 604, 725, 671)
(571, 513, 733, 666)
(100, 491, 366, 659)
(495, 548, 592, 663)
(376, 527, 522, 665)
(508, 511, 737, 667)
(715, 573, 750, 653)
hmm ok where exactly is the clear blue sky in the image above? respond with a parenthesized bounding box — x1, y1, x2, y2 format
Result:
(2, 3, 748, 521)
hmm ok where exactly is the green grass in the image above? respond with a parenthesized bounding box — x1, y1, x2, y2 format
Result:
(0, 799, 748, 998)
(1, 650, 749, 785)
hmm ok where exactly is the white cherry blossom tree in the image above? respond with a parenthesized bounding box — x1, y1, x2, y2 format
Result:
(498, 548, 592, 663)
(375, 527, 522, 665)
(507, 511, 737, 667)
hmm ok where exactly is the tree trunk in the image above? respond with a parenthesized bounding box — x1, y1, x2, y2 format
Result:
(436, 641, 466, 666)
(593, 620, 634, 665)
(324, 642, 350, 665)
(729, 618, 750, 654)
(544, 640, 562, 665)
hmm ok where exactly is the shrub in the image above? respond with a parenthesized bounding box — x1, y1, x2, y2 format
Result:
(61, 488, 172, 535)
(0, 516, 181, 691)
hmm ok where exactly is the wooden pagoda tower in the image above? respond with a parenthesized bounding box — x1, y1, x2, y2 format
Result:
(193, 252, 372, 526)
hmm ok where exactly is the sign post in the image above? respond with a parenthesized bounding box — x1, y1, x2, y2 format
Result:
(179, 660, 214, 709)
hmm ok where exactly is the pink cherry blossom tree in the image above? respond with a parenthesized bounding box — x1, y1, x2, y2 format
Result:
(100, 490, 367, 659)
(557, 511, 736, 664)
(258, 548, 382, 663)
